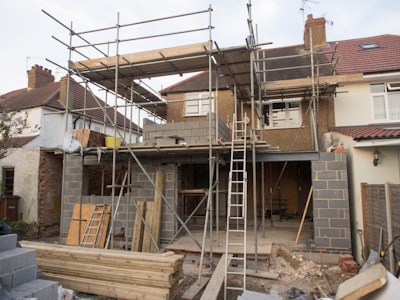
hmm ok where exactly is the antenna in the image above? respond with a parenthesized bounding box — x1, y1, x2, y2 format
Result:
(300, 0, 319, 25)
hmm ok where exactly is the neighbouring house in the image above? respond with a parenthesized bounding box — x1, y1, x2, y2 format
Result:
(327, 34, 400, 263)
(0, 65, 140, 232)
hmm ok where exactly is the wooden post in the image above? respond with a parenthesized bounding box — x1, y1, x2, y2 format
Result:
(295, 186, 313, 244)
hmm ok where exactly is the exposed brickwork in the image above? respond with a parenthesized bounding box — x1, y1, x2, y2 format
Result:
(38, 151, 62, 227)
(312, 152, 351, 254)
(339, 254, 358, 276)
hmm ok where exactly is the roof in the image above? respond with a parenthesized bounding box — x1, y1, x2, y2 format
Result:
(9, 135, 39, 148)
(331, 126, 400, 141)
(160, 71, 229, 95)
(0, 78, 141, 132)
(330, 34, 400, 75)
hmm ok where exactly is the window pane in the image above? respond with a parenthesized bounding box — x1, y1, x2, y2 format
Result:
(388, 92, 400, 120)
(3, 168, 14, 195)
(373, 95, 386, 119)
(186, 93, 200, 115)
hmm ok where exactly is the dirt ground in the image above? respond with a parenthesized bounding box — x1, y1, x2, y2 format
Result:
(15, 226, 349, 300)
(174, 244, 348, 300)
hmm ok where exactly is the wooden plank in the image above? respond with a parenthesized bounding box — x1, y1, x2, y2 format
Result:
(200, 254, 232, 300)
(229, 267, 279, 280)
(151, 170, 164, 253)
(142, 170, 164, 253)
(36, 259, 175, 288)
(75, 42, 210, 71)
(335, 263, 387, 300)
(181, 277, 209, 300)
(43, 272, 170, 300)
(263, 73, 364, 90)
(65, 204, 111, 247)
(295, 186, 313, 244)
(131, 201, 146, 252)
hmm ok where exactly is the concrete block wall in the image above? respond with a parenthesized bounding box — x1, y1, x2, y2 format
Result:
(143, 113, 230, 145)
(312, 152, 351, 253)
(0, 234, 58, 299)
(63, 155, 178, 246)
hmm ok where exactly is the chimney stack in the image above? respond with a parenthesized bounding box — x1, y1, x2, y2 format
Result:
(304, 14, 327, 50)
(27, 65, 54, 90)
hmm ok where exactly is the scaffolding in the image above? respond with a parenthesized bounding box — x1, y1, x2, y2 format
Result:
(44, 1, 341, 298)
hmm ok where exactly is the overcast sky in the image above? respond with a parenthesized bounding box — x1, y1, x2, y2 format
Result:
(1, 0, 399, 95)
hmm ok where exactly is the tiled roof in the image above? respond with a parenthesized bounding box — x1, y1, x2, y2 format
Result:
(0, 79, 141, 132)
(256, 34, 400, 81)
(331, 126, 400, 140)
(160, 71, 229, 95)
(9, 135, 39, 148)
(258, 45, 334, 81)
(328, 34, 400, 75)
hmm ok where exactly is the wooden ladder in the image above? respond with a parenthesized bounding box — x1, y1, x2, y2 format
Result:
(224, 113, 248, 298)
(80, 204, 106, 248)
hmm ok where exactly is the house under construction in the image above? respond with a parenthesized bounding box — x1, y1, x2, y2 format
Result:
(46, 2, 352, 297)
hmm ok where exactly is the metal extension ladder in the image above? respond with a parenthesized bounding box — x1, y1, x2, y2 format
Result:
(224, 113, 248, 298)
(80, 204, 106, 248)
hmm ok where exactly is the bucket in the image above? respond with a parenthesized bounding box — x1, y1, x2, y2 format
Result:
(105, 136, 122, 148)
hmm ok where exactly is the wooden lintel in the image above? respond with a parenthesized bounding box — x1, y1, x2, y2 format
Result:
(262, 73, 364, 91)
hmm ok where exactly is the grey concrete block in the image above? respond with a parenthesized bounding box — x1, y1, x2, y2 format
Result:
(12, 264, 37, 288)
(11, 279, 58, 300)
(0, 272, 12, 289)
(0, 248, 36, 274)
(0, 234, 18, 251)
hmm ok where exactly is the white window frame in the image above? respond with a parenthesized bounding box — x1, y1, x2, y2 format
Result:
(370, 83, 400, 122)
(262, 98, 302, 129)
(185, 92, 214, 116)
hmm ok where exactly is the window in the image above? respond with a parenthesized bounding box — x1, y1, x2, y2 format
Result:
(2, 167, 14, 195)
(263, 98, 302, 128)
(185, 92, 213, 116)
(371, 83, 400, 122)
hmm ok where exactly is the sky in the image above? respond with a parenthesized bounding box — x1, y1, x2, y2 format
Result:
(0, 0, 399, 95)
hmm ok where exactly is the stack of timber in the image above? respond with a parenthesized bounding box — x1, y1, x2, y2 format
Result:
(19, 241, 184, 300)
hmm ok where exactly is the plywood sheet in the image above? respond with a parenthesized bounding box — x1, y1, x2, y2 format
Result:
(65, 204, 111, 247)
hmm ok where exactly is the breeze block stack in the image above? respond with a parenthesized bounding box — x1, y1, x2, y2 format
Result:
(0, 234, 58, 299)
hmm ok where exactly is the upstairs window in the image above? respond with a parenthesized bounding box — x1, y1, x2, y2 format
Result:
(185, 92, 213, 116)
(371, 83, 400, 122)
(263, 98, 302, 128)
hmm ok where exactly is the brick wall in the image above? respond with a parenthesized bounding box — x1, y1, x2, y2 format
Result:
(312, 152, 351, 253)
(38, 151, 62, 227)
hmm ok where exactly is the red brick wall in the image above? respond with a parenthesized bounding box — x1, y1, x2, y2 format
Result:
(38, 151, 63, 227)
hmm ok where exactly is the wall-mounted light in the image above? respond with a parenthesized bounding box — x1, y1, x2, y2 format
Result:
(373, 147, 380, 166)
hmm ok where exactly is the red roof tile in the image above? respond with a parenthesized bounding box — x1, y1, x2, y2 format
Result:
(329, 34, 400, 75)
(331, 126, 400, 140)
(0, 79, 141, 132)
